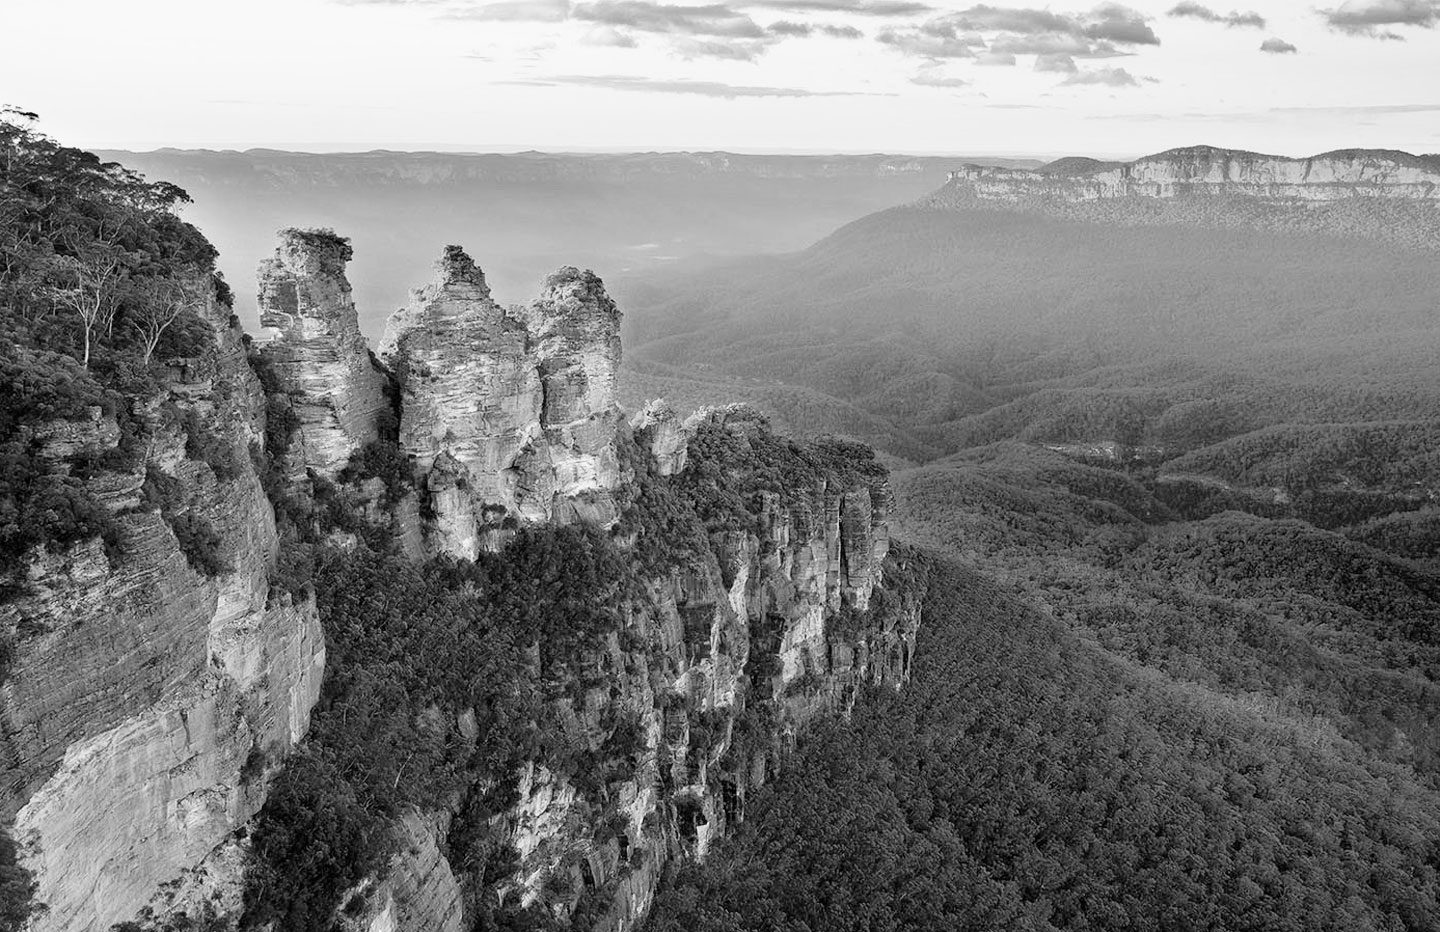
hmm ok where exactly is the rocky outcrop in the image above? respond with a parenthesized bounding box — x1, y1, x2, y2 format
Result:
(337, 401, 914, 932)
(494, 406, 911, 929)
(377, 246, 541, 555)
(377, 248, 624, 558)
(631, 400, 689, 477)
(517, 267, 624, 524)
(1, 290, 324, 931)
(946, 146, 1440, 203)
(258, 228, 389, 478)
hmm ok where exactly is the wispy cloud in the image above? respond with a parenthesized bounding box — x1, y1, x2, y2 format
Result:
(1167, 3, 1265, 29)
(1322, 0, 1440, 38)
(877, 4, 1159, 64)
(527, 74, 889, 96)
(447, 0, 572, 19)
(1259, 36, 1297, 52)
(748, 0, 932, 14)
(582, 25, 639, 44)
(910, 65, 970, 86)
(1062, 65, 1141, 86)
(1034, 52, 1079, 72)
(876, 24, 983, 57)
(572, 0, 764, 36)
(767, 19, 863, 36)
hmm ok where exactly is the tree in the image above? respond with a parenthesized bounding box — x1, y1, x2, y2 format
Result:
(47, 238, 124, 367)
(129, 271, 207, 364)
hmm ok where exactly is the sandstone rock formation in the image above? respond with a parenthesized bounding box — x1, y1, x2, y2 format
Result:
(377, 248, 624, 557)
(257, 228, 389, 478)
(2, 287, 324, 932)
(946, 145, 1440, 203)
(336, 402, 914, 932)
(3, 225, 917, 932)
(631, 400, 689, 476)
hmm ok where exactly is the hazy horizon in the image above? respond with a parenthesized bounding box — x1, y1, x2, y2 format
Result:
(7, 0, 1439, 155)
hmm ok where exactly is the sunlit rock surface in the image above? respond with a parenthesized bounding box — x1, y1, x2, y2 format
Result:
(2, 292, 324, 932)
(379, 248, 624, 557)
(257, 228, 389, 478)
(946, 146, 1440, 202)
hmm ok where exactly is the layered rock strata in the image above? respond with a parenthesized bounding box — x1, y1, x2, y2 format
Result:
(257, 228, 390, 478)
(947, 146, 1440, 203)
(2, 288, 325, 932)
(376, 248, 623, 557)
(342, 404, 914, 932)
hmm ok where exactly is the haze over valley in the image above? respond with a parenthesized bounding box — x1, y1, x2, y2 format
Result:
(4, 1, 1440, 930)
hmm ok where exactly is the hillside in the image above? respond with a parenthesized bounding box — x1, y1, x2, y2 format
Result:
(645, 547, 1440, 931)
(618, 147, 1440, 507)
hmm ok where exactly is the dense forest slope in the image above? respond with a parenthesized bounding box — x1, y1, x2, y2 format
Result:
(645, 548, 1440, 932)
(631, 149, 1440, 931)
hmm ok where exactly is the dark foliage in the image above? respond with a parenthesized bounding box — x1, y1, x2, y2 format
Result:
(646, 548, 1440, 932)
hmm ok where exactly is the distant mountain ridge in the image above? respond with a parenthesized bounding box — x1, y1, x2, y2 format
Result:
(948, 144, 1440, 202)
(98, 148, 1041, 187)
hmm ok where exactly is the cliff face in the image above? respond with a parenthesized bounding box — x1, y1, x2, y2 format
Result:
(946, 146, 1440, 203)
(2, 220, 918, 932)
(344, 405, 915, 932)
(249, 231, 915, 931)
(257, 229, 390, 479)
(1, 289, 324, 931)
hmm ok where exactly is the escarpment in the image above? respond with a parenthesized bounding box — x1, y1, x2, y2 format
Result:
(236, 235, 919, 932)
(946, 145, 1440, 203)
(2, 211, 919, 932)
(1, 274, 324, 931)
(934, 146, 1440, 249)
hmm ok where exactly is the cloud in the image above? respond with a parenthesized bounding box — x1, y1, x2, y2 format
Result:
(1084, 3, 1161, 43)
(1323, 0, 1440, 37)
(749, 0, 933, 14)
(876, 26, 981, 56)
(767, 19, 863, 36)
(673, 36, 772, 56)
(533, 74, 886, 95)
(1034, 52, 1078, 71)
(582, 25, 640, 44)
(449, 0, 572, 20)
(571, 0, 765, 36)
(878, 4, 1159, 62)
(1167, 3, 1265, 28)
(911, 66, 970, 86)
(1061, 65, 1140, 86)
(1259, 36, 1297, 52)
(976, 49, 1018, 64)
(989, 32, 1092, 54)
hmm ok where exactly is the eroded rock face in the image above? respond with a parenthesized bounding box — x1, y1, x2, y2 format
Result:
(258, 229, 389, 478)
(631, 400, 689, 477)
(1, 293, 324, 932)
(946, 146, 1440, 202)
(379, 247, 541, 555)
(379, 249, 624, 557)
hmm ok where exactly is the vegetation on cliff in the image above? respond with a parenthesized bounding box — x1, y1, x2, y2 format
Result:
(0, 110, 232, 579)
(645, 546, 1440, 932)
(241, 404, 897, 930)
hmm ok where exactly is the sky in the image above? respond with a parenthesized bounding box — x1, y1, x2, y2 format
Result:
(4, 0, 1439, 157)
